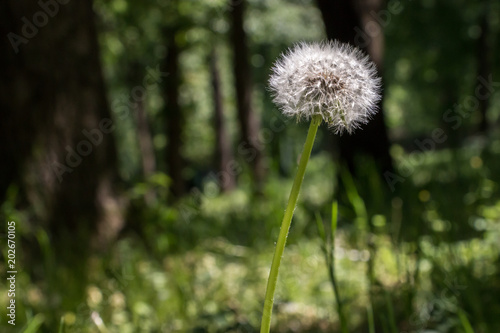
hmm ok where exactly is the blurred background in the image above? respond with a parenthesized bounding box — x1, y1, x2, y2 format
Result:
(1, 0, 500, 332)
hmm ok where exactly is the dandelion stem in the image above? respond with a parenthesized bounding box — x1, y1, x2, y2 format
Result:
(260, 115, 321, 333)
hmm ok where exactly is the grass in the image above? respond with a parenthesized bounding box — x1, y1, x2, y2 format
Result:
(2, 221, 499, 332)
(1, 137, 500, 332)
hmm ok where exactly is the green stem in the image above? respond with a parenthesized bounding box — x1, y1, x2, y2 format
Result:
(260, 115, 321, 333)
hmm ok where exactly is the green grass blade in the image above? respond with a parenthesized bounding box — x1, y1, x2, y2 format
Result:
(331, 200, 338, 245)
(22, 314, 44, 333)
(385, 291, 397, 333)
(458, 309, 474, 333)
(315, 212, 326, 242)
(367, 303, 375, 333)
(59, 316, 64, 333)
(340, 166, 367, 220)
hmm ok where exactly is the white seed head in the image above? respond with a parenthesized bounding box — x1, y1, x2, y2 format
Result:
(269, 41, 382, 134)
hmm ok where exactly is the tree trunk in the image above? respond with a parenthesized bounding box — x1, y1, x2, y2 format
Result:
(135, 95, 157, 179)
(0, 0, 123, 249)
(135, 90, 157, 204)
(316, 1, 390, 310)
(316, 0, 393, 174)
(211, 48, 236, 192)
(477, 4, 491, 133)
(127, 62, 157, 181)
(229, 0, 266, 190)
(162, 28, 185, 198)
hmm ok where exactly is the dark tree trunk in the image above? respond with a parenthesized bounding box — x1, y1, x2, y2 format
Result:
(316, 0, 392, 174)
(162, 28, 185, 198)
(229, 0, 266, 190)
(316, 0, 359, 46)
(316, 1, 390, 314)
(135, 95, 157, 179)
(127, 63, 157, 205)
(128, 62, 157, 182)
(0, 0, 123, 248)
(211, 48, 236, 192)
(477, 5, 491, 133)
(134, 89, 157, 205)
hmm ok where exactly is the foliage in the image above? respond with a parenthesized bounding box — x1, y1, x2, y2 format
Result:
(2, 0, 500, 332)
(2, 142, 500, 331)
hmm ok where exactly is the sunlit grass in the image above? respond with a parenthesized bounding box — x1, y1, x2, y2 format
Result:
(1, 144, 500, 332)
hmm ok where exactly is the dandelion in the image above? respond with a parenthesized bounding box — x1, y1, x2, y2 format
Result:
(261, 41, 381, 333)
(269, 41, 381, 134)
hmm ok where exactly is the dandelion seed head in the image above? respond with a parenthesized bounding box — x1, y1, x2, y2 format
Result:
(269, 41, 382, 134)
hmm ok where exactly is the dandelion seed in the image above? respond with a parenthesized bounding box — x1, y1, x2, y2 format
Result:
(269, 40, 382, 134)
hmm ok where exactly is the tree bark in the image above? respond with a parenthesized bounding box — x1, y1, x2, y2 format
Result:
(135, 95, 157, 179)
(477, 4, 491, 133)
(316, 0, 393, 174)
(162, 28, 185, 198)
(134, 88, 157, 205)
(229, 0, 266, 190)
(127, 62, 157, 181)
(0, 0, 123, 249)
(211, 48, 236, 192)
